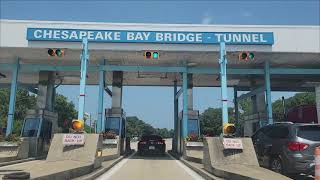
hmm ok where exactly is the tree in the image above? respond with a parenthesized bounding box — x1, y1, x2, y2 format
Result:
(0, 88, 36, 135)
(199, 92, 317, 136)
(126, 116, 155, 138)
(126, 116, 173, 138)
(199, 107, 235, 136)
(0, 88, 78, 135)
(272, 92, 315, 122)
(54, 94, 78, 132)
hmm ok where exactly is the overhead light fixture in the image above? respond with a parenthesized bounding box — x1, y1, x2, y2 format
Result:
(187, 62, 198, 67)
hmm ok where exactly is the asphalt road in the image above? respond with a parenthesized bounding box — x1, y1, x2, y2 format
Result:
(96, 139, 203, 180)
(96, 152, 203, 180)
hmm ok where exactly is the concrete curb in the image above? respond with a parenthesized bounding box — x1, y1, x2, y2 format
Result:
(0, 158, 36, 167)
(0, 156, 46, 168)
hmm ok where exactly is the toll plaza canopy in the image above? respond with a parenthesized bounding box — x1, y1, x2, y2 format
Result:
(0, 19, 319, 91)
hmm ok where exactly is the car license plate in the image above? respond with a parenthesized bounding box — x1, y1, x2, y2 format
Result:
(149, 146, 155, 150)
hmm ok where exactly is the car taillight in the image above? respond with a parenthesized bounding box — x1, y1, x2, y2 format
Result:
(287, 142, 309, 151)
(139, 141, 147, 145)
(156, 140, 165, 144)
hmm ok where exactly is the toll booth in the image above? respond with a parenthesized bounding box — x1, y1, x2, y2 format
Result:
(21, 109, 58, 157)
(105, 107, 127, 155)
(177, 110, 200, 153)
(20, 71, 58, 157)
(178, 111, 200, 136)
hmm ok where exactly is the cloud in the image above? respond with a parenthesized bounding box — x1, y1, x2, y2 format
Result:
(201, 12, 213, 24)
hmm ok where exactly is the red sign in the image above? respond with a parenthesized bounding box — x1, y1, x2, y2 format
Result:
(223, 138, 243, 149)
(63, 134, 85, 145)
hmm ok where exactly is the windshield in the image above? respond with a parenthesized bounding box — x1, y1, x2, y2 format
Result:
(297, 125, 320, 141)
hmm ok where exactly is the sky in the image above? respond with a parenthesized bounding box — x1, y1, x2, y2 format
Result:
(1, 0, 319, 129)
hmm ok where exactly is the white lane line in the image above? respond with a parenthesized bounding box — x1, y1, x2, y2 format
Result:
(96, 152, 136, 180)
(167, 153, 204, 180)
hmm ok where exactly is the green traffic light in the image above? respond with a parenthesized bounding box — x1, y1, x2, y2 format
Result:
(153, 52, 159, 59)
(249, 52, 254, 60)
(56, 49, 62, 57)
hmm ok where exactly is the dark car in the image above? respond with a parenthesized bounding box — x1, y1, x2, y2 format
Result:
(251, 122, 320, 176)
(138, 135, 166, 155)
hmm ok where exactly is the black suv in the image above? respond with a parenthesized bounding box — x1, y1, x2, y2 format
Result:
(251, 122, 320, 176)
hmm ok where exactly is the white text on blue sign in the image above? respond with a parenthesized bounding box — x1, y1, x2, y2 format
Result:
(27, 28, 274, 45)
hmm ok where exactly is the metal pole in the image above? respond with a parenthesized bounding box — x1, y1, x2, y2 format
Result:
(77, 38, 89, 121)
(89, 114, 92, 133)
(264, 61, 273, 124)
(97, 59, 106, 133)
(282, 96, 286, 120)
(219, 42, 229, 128)
(182, 71, 188, 138)
(6, 58, 20, 137)
(234, 86, 239, 135)
(173, 80, 178, 152)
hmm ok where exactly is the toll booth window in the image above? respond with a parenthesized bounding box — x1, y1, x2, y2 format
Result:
(22, 118, 40, 137)
(188, 119, 199, 136)
(106, 117, 120, 135)
(40, 120, 52, 139)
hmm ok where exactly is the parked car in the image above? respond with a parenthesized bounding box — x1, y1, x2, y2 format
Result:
(251, 122, 320, 176)
(138, 135, 166, 156)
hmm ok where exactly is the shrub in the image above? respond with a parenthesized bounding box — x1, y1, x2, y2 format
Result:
(185, 134, 203, 142)
(102, 131, 117, 139)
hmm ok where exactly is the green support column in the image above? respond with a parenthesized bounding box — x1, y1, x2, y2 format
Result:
(6, 58, 20, 137)
(264, 61, 273, 124)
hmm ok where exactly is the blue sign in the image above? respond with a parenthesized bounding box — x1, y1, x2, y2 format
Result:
(27, 28, 274, 45)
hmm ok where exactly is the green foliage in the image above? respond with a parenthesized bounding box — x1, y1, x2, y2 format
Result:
(54, 94, 78, 131)
(0, 88, 77, 136)
(186, 134, 203, 142)
(84, 124, 94, 133)
(4, 134, 21, 143)
(199, 92, 316, 136)
(0, 88, 36, 135)
(199, 107, 235, 136)
(154, 128, 173, 139)
(272, 92, 316, 122)
(273, 92, 315, 113)
(126, 116, 173, 139)
(238, 98, 253, 116)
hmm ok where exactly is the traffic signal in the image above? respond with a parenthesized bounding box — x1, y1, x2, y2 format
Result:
(48, 48, 65, 57)
(144, 51, 159, 59)
(72, 119, 84, 132)
(238, 52, 254, 61)
(223, 123, 236, 136)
